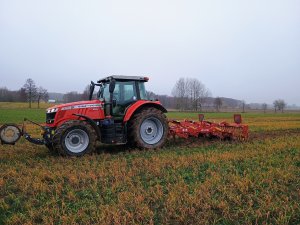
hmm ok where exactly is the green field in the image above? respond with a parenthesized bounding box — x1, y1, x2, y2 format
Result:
(0, 103, 299, 224)
(0, 102, 54, 124)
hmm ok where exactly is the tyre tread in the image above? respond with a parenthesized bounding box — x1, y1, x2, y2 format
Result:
(127, 107, 168, 149)
(52, 120, 97, 156)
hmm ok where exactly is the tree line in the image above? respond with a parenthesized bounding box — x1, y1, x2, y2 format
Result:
(170, 77, 287, 113)
(0, 78, 89, 108)
(62, 85, 90, 103)
(0, 78, 49, 108)
(1, 77, 288, 112)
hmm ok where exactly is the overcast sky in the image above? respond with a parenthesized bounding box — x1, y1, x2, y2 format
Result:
(0, 0, 299, 105)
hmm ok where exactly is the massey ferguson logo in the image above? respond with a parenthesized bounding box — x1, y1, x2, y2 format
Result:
(61, 104, 103, 111)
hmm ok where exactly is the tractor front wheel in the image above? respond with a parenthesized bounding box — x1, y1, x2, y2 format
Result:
(128, 108, 168, 149)
(52, 120, 97, 156)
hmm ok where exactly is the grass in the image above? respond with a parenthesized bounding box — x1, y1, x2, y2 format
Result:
(0, 103, 299, 224)
(0, 109, 47, 124)
(0, 102, 54, 124)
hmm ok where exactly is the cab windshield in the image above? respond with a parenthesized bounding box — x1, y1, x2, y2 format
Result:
(100, 83, 110, 101)
(100, 81, 148, 102)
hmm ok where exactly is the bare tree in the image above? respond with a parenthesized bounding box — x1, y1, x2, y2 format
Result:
(262, 103, 267, 113)
(273, 100, 278, 112)
(214, 97, 222, 112)
(278, 100, 287, 113)
(23, 78, 37, 108)
(36, 87, 49, 108)
(172, 78, 186, 111)
(186, 78, 210, 111)
(172, 77, 210, 111)
(186, 78, 196, 110)
(241, 100, 246, 113)
(273, 99, 286, 113)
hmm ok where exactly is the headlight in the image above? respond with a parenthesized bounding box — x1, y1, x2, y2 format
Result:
(47, 108, 58, 113)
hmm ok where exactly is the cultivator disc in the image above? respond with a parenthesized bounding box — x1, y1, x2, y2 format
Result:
(168, 114, 248, 141)
(0, 124, 22, 145)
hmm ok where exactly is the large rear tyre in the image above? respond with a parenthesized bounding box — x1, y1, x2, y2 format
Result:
(52, 120, 97, 156)
(128, 108, 168, 149)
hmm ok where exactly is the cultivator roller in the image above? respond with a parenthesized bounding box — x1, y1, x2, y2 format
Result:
(168, 114, 248, 140)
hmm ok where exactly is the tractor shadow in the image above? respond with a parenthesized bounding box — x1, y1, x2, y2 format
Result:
(95, 143, 136, 155)
(93, 136, 230, 155)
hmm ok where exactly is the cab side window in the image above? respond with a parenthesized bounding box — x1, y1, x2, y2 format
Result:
(116, 81, 136, 105)
(124, 83, 135, 101)
(139, 82, 148, 100)
(102, 84, 110, 101)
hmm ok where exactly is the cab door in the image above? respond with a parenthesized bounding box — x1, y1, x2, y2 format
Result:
(112, 81, 137, 117)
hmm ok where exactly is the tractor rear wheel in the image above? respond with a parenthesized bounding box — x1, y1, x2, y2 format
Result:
(52, 120, 97, 156)
(128, 108, 168, 149)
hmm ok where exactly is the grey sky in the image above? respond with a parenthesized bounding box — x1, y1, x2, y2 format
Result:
(1, 0, 300, 105)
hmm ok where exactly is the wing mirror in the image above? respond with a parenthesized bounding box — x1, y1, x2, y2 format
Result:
(89, 81, 95, 100)
(109, 79, 116, 93)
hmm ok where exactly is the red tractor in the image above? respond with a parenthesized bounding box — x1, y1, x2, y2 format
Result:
(0, 75, 249, 156)
(27, 76, 169, 156)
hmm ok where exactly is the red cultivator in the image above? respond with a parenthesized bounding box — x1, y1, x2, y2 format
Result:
(169, 114, 249, 140)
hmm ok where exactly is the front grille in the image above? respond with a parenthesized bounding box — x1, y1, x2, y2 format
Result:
(46, 112, 56, 124)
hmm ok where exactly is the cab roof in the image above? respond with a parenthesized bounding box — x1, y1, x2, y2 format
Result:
(97, 75, 149, 83)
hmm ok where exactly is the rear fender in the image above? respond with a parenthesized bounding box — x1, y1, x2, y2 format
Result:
(123, 101, 167, 123)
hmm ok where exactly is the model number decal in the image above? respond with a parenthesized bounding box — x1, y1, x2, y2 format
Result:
(62, 104, 103, 111)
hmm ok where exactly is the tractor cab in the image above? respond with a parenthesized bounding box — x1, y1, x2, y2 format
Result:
(91, 75, 149, 119)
